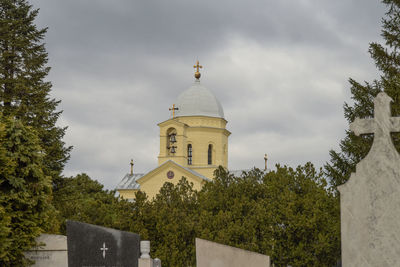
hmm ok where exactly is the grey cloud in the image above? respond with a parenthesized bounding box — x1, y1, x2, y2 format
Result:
(36, 0, 386, 60)
(30, 0, 388, 188)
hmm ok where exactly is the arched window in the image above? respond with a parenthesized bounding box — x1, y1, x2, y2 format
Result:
(187, 144, 192, 165)
(166, 128, 177, 155)
(208, 144, 213, 165)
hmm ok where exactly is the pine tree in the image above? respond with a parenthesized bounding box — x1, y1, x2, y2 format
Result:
(0, 121, 11, 262)
(325, 0, 400, 188)
(0, 0, 71, 184)
(0, 117, 56, 266)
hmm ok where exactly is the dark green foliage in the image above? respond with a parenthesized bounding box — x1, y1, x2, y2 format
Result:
(53, 173, 135, 234)
(325, 0, 400, 187)
(0, 0, 71, 184)
(110, 165, 337, 267)
(0, 117, 55, 266)
(0, 120, 11, 262)
(131, 179, 199, 267)
(197, 168, 273, 255)
(58, 166, 338, 267)
(196, 165, 339, 267)
(0, 203, 11, 262)
(0, 1, 72, 264)
(263, 164, 340, 266)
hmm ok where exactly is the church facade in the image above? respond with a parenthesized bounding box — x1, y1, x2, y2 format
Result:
(116, 62, 231, 200)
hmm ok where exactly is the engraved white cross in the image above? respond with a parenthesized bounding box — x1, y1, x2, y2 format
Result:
(100, 242, 108, 259)
(350, 92, 400, 141)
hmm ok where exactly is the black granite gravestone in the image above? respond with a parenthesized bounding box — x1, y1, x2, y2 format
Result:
(66, 220, 140, 267)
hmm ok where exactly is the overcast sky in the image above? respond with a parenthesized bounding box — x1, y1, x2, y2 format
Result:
(32, 0, 386, 189)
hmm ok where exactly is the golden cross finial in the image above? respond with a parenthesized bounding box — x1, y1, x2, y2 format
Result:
(193, 60, 203, 80)
(169, 104, 179, 118)
(130, 159, 134, 175)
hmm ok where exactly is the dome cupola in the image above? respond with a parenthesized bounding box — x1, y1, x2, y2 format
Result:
(175, 61, 224, 119)
(175, 80, 224, 118)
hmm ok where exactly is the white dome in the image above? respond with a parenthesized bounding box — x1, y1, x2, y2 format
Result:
(175, 80, 224, 118)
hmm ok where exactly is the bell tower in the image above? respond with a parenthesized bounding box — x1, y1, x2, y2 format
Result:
(117, 62, 231, 201)
(157, 62, 230, 179)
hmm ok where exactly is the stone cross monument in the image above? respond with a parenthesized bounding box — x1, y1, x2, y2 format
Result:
(338, 92, 400, 266)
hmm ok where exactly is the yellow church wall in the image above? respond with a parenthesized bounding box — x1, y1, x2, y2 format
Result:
(118, 189, 139, 200)
(185, 127, 229, 178)
(188, 167, 216, 180)
(137, 162, 206, 200)
(177, 116, 227, 129)
(186, 127, 229, 166)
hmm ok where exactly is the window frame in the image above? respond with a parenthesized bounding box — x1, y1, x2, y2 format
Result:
(208, 144, 213, 165)
(187, 144, 193, 165)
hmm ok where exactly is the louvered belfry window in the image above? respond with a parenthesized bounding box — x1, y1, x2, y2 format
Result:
(188, 144, 192, 165)
(208, 144, 212, 165)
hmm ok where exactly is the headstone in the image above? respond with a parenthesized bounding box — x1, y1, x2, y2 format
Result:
(66, 220, 140, 267)
(195, 238, 270, 267)
(338, 92, 400, 266)
(25, 234, 68, 267)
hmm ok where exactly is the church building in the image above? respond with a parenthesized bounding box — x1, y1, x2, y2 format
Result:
(116, 62, 231, 200)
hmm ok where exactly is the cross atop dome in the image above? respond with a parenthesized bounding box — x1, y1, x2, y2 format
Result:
(193, 60, 203, 80)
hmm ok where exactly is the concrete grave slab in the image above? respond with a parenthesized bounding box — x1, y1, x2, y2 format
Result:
(196, 238, 270, 267)
(25, 234, 68, 267)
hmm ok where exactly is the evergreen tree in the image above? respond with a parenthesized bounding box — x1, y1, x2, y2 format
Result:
(197, 168, 274, 256)
(131, 178, 199, 267)
(197, 165, 339, 267)
(325, 0, 400, 187)
(0, 121, 11, 262)
(53, 173, 135, 234)
(126, 167, 339, 267)
(0, 0, 71, 184)
(264, 164, 340, 266)
(0, 117, 55, 266)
